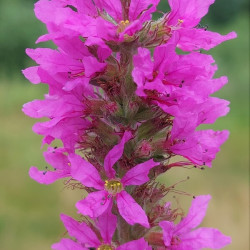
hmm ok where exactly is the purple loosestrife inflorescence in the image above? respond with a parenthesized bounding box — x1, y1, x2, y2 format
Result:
(23, 0, 236, 249)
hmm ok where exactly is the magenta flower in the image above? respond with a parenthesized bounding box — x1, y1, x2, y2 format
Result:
(133, 34, 230, 126)
(29, 147, 71, 184)
(22, 78, 93, 149)
(133, 34, 230, 167)
(34, 0, 160, 43)
(159, 195, 231, 249)
(52, 206, 151, 250)
(24, 37, 107, 89)
(22, 36, 112, 149)
(166, 117, 229, 167)
(167, 0, 237, 51)
(70, 131, 159, 228)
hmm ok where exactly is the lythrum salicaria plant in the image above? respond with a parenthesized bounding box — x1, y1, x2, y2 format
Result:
(23, 0, 236, 249)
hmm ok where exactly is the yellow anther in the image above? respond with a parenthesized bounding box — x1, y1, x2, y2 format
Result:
(117, 20, 130, 33)
(178, 19, 184, 24)
(104, 179, 123, 195)
(97, 245, 113, 250)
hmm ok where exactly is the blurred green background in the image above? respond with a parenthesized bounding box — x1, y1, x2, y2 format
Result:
(0, 0, 249, 249)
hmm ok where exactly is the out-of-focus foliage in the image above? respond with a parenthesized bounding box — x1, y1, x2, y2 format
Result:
(0, 0, 47, 76)
(205, 0, 249, 25)
(0, 0, 249, 76)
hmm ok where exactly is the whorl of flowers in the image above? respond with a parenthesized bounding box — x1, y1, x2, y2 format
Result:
(23, 0, 236, 249)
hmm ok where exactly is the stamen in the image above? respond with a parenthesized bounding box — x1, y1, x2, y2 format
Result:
(104, 179, 123, 195)
(117, 20, 130, 33)
(97, 244, 113, 250)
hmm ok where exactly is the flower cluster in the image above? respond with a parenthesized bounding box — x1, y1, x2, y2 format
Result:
(23, 0, 236, 249)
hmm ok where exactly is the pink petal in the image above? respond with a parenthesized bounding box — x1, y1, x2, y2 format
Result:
(29, 166, 70, 185)
(26, 48, 79, 73)
(101, 0, 123, 22)
(85, 37, 112, 61)
(22, 100, 45, 119)
(180, 227, 231, 249)
(76, 0, 98, 16)
(76, 190, 112, 218)
(44, 147, 69, 170)
(168, 0, 215, 28)
(143, 78, 168, 96)
(171, 116, 197, 139)
(104, 131, 133, 179)
(34, 0, 71, 24)
(159, 221, 175, 246)
(60, 214, 100, 247)
(36, 33, 61, 44)
(42, 135, 55, 146)
(22, 66, 41, 84)
(196, 97, 230, 125)
(82, 56, 106, 77)
(133, 48, 153, 78)
(116, 191, 149, 228)
(132, 0, 159, 27)
(51, 238, 86, 250)
(55, 36, 91, 59)
(33, 116, 89, 145)
(191, 76, 228, 97)
(63, 78, 84, 92)
(96, 204, 117, 244)
(121, 159, 159, 186)
(176, 195, 211, 234)
(64, 14, 98, 37)
(129, 0, 160, 21)
(133, 48, 154, 97)
(165, 51, 215, 83)
(34, 0, 59, 23)
(22, 94, 82, 119)
(153, 34, 179, 73)
(178, 28, 237, 51)
(69, 154, 104, 190)
(117, 237, 152, 250)
(171, 129, 229, 167)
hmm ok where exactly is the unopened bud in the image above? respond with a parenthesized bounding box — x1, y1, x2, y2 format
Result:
(136, 140, 152, 157)
(124, 101, 139, 120)
(105, 102, 118, 114)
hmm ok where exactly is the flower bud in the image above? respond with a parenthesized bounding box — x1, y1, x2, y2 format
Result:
(136, 140, 152, 157)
